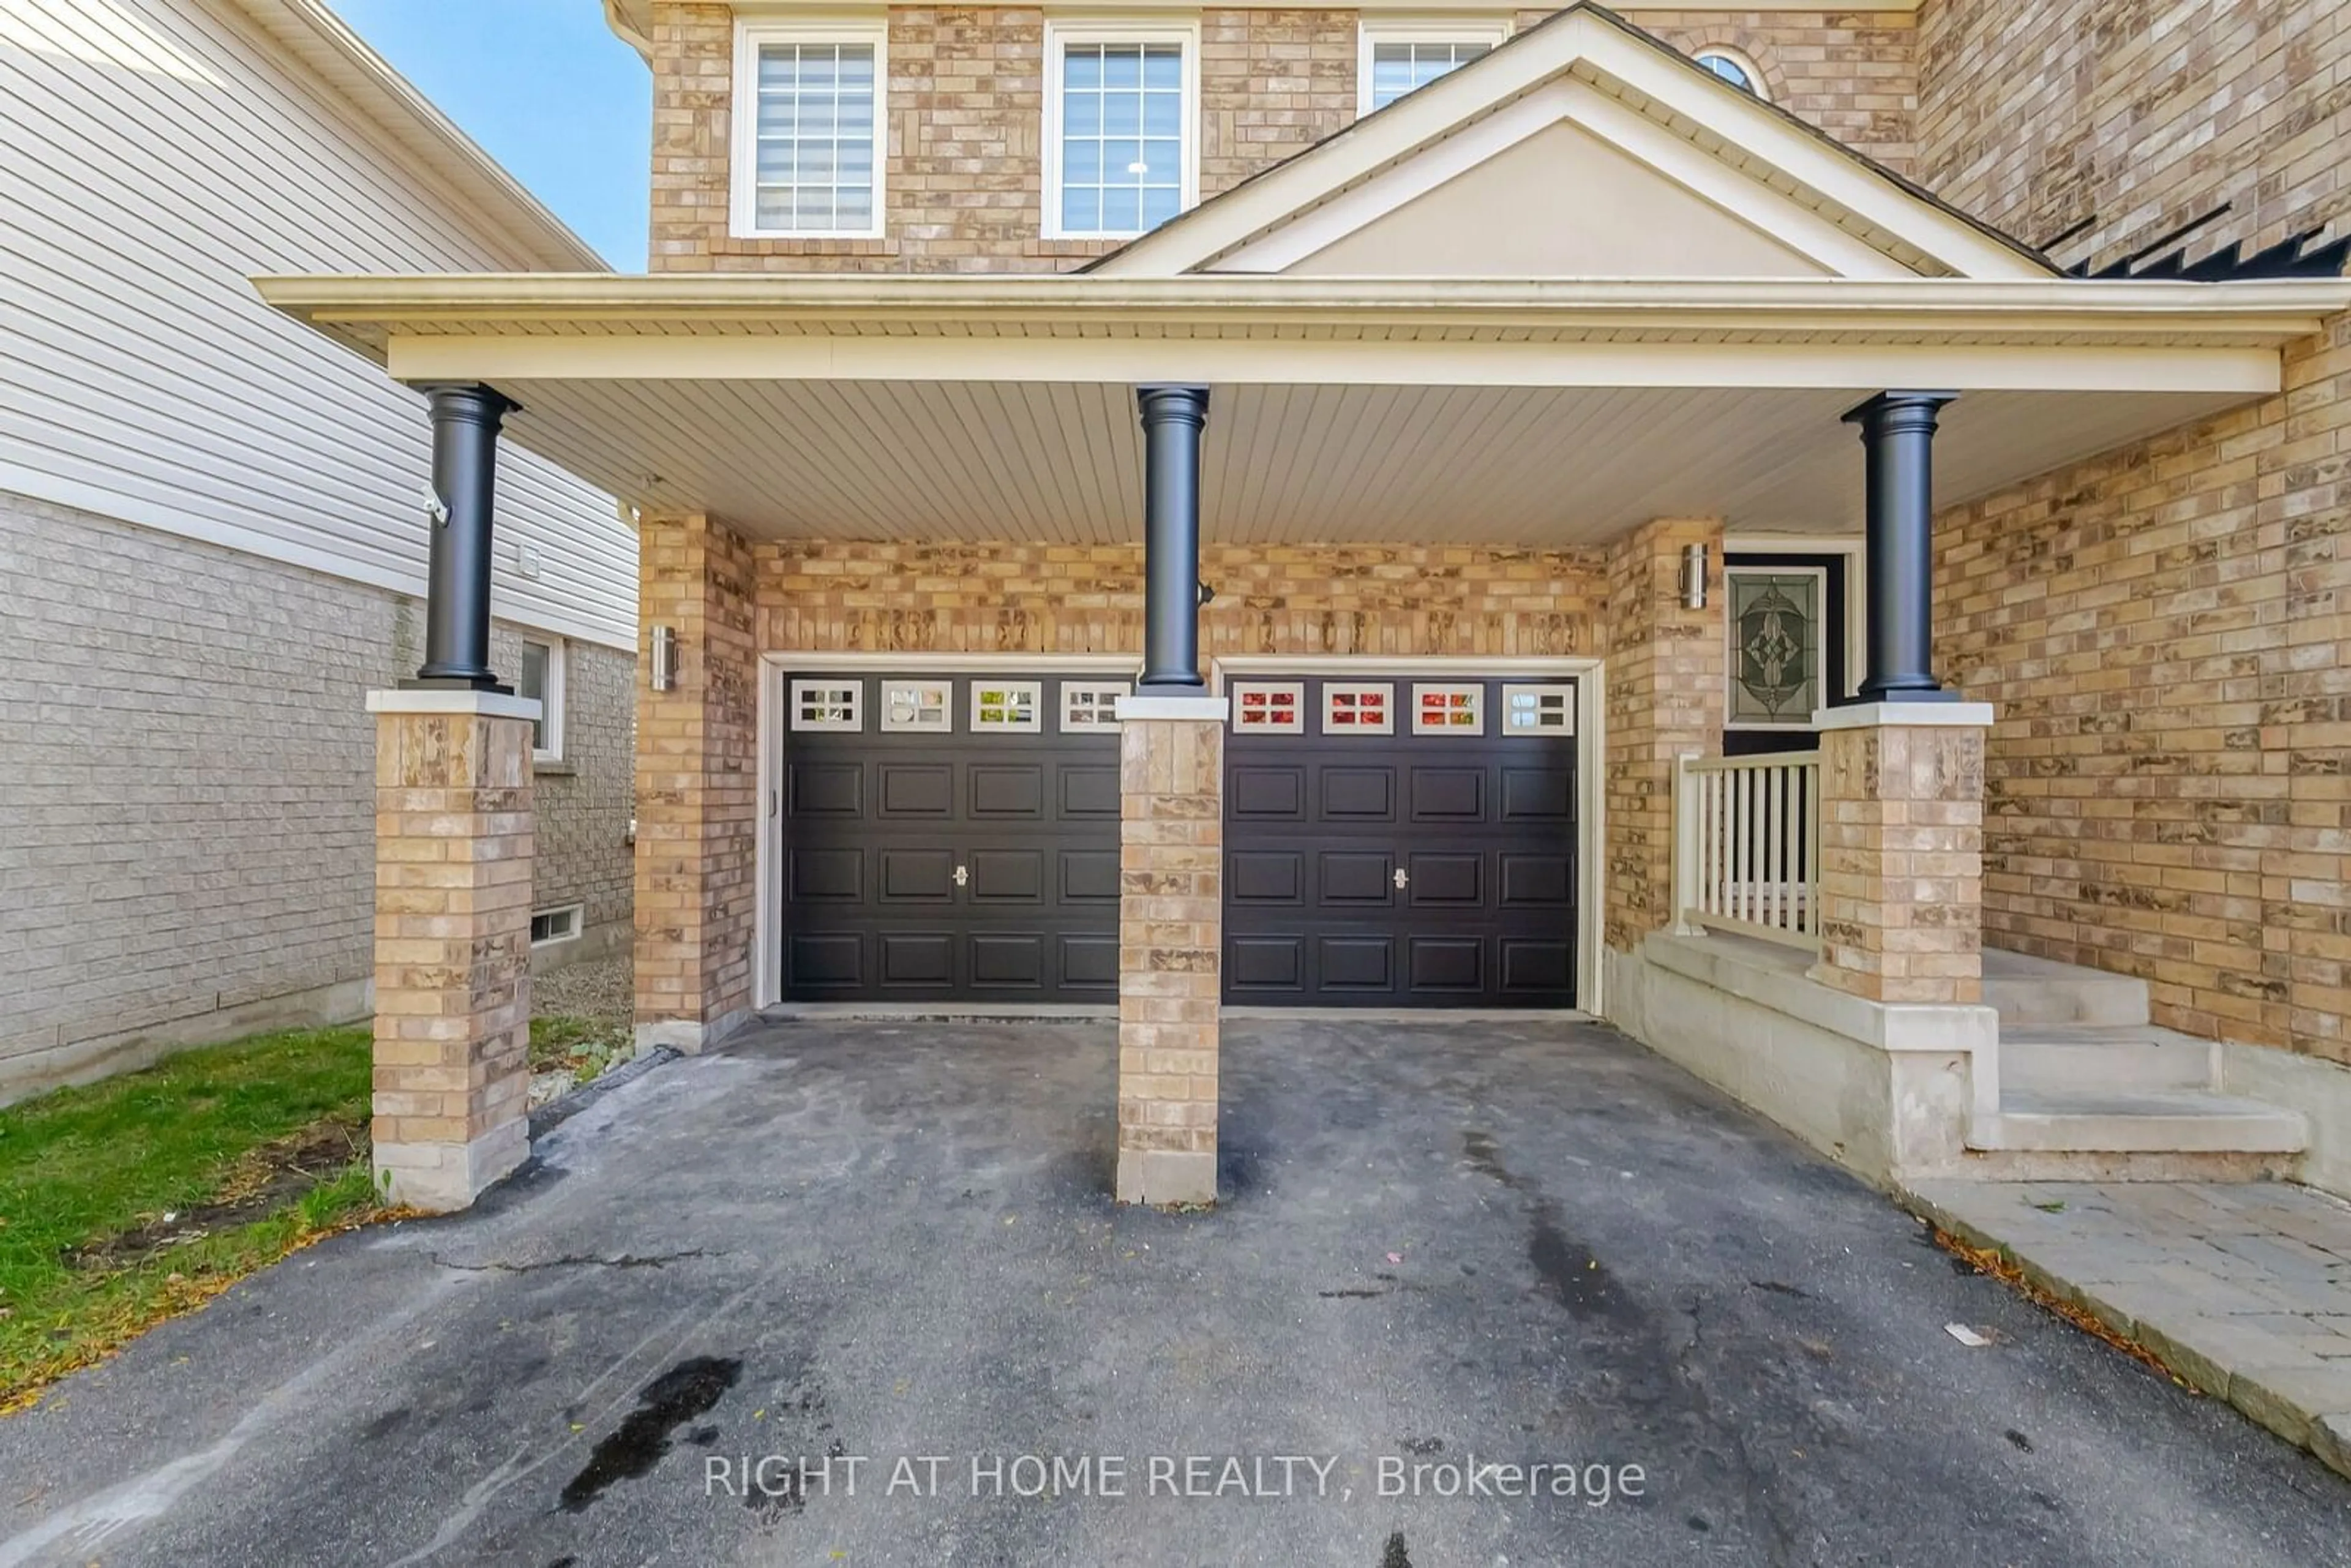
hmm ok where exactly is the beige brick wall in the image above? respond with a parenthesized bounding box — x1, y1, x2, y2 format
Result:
(1916, 0, 2348, 269)
(1607, 9, 1920, 170)
(634, 514, 761, 1034)
(1938, 314, 2351, 1064)
(1919, 0, 2351, 1065)
(1600, 517, 1726, 953)
(756, 541, 1605, 656)
(0, 492, 635, 1100)
(1201, 9, 1355, 198)
(649, 3, 1921, 274)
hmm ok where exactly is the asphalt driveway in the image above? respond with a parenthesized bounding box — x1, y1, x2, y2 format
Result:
(0, 1017, 2342, 1567)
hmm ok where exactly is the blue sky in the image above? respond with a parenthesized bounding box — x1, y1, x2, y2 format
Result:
(331, 1, 650, 270)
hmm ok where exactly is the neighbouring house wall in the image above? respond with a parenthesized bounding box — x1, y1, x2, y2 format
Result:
(487, 627, 638, 964)
(647, 2, 1919, 274)
(0, 494, 634, 1103)
(0, 0, 634, 648)
(1917, 0, 2351, 1067)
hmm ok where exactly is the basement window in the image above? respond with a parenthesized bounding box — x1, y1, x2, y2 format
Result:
(530, 905, 582, 947)
(1043, 21, 1199, 239)
(1359, 21, 1507, 114)
(733, 21, 886, 238)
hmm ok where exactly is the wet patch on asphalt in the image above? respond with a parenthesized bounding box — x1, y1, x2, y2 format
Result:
(560, 1356, 742, 1514)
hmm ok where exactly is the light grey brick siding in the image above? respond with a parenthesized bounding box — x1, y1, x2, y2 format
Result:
(0, 490, 634, 1096)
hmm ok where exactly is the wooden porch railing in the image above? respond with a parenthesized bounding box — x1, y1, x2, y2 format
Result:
(1673, 749, 1822, 949)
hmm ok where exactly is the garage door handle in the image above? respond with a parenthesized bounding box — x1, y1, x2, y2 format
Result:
(1393, 868, 1409, 889)
(954, 865, 970, 887)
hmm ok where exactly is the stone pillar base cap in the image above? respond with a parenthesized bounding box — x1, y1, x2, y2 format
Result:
(367, 688, 542, 722)
(1814, 700, 1994, 730)
(1116, 695, 1229, 722)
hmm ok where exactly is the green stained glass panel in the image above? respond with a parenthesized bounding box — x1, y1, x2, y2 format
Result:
(1728, 571, 1821, 726)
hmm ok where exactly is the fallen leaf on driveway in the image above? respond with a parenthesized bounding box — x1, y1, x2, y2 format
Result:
(1944, 1324, 1992, 1348)
(1386, 1253, 1403, 1264)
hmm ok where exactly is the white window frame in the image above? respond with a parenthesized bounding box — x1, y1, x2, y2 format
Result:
(519, 635, 566, 762)
(1231, 680, 1307, 734)
(530, 904, 583, 948)
(730, 18, 889, 241)
(1411, 681, 1486, 737)
(1320, 681, 1395, 736)
(970, 680, 1044, 733)
(1357, 18, 1510, 117)
(878, 678, 953, 733)
(1060, 680, 1131, 732)
(790, 678, 864, 732)
(1693, 46, 1768, 102)
(1500, 682, 1577, 735)
(1041, 17, 1201, 241)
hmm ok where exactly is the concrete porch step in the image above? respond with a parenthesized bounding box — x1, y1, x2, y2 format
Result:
(1970, 1087, 2307, 1155)
(1983, 948, 2150, 1029)
(1999, 1024, 2221, 1093)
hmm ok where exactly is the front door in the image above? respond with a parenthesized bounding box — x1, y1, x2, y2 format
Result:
(1221, 674, 1580, 1008)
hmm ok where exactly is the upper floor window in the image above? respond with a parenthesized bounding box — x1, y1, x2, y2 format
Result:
(1359, 21, 1508, 115)
(732, 22, 885, 238)
(1043, 21, 1199, 239)
(1694, 48, 1765, 99)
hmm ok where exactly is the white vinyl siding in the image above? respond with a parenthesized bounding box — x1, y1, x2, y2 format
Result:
(0, 0, 635, 650)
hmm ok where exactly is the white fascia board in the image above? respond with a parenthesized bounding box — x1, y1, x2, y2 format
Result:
(252, 271, 2351, 321)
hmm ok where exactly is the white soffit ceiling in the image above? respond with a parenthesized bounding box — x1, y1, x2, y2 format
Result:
(488, 380, 2242, 546)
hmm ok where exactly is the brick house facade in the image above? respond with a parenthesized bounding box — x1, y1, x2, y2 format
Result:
(271, 0, 2351, 1209)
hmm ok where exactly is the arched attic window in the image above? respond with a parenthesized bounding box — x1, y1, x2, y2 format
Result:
(1694, 47, 1766, 99)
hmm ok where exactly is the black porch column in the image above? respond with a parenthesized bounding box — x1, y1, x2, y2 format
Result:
(413, 383, 520, 690)
(1137, 385, 1210, 691)
(1844, 389, 1959, 703)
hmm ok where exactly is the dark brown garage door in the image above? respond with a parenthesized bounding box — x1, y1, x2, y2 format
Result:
(776, 670, 1130, 1003)
(1223, 674, 1580, 1008)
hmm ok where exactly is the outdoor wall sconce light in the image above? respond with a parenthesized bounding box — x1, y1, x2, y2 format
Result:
(650, 625, 678, 691)
(1680, 543, 1709, 611)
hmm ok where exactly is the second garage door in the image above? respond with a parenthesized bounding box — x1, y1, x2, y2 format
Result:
(1223, 674, 1581, 1008)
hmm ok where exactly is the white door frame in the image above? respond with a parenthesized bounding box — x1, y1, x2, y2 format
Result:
(754, 651, 1142, 1010)
(1210, 653, 1607, 1018)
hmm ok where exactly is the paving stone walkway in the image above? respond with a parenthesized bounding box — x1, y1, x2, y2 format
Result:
(1903, 1179, 2351, 1480)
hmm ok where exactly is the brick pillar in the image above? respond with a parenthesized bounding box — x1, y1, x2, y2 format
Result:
(1114, 697, 1227, 1206)
(366, 691, 538, 1212)
(1603, 517, 1727, 951)
(634, 513, 760, 1050)
(1810, 703, 1994, 1004)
